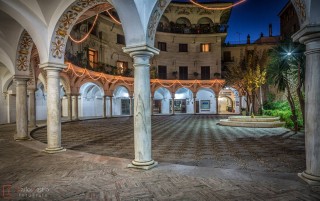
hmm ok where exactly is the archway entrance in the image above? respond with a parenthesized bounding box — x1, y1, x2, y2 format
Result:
(154, 87, 171, 114)
(174, 88, 193, 114)
(79, 82, 103, 117)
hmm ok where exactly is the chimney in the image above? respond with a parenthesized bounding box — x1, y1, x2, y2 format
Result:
(247, 34, 251, 44)
(269, 24, 272, 37)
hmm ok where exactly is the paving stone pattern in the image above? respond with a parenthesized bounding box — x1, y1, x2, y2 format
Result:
(1, 116, 320, 200)
(33, 115, 305, 173)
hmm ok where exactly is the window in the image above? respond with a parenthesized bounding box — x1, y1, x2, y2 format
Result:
(201, 66, 210, 80)
(200, 43, 210, 52)
(158, 65, 167, 79)
(117, 34, 125, 45)
(223, 51, 232, 62)
(179, 44, 188, 52)
(158, 42, 167, 51)
(88, 49, 98, 68)
(116, 61, 128, 74)
(179, 66, 188, 80)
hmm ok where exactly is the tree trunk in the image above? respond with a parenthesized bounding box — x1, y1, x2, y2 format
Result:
(286, 83, 298, 133)
(251, 91, 256, 115)
(296, 62, 305, 126)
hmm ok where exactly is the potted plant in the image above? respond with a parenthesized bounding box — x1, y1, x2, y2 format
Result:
(193, 72, 199, 78)
(172, 71, 178, 79)
(213, 72, 221, 79)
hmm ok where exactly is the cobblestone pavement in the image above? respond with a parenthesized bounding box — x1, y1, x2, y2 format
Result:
(0, 115, 320, 200)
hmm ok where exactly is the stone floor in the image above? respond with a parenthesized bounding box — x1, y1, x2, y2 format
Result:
(0, 115, 320, 200)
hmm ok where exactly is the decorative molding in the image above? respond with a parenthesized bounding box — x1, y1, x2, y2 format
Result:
(16, 30, 33, 72)
(51, 0, 109, 59)
(292, 0, 306, 24)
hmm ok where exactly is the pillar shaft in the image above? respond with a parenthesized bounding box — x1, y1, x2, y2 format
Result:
(67, 94, 72, 121)
(216, 97, 219, 114)
(109, 96, 113, 117)
(300, 39, 320, 184)
(15, 77, 29, 140)
(193, 96, 197, 114)
(103, 96, 107, 118)
(28, 88, 36, 128)
(293, 28, 320, 185)
(72, 95, 79, 120)
(172, 93, 175, 115)
(40, 63, 66, 153)
(150, 97, 154, 115)
(130, 96, 133, 116)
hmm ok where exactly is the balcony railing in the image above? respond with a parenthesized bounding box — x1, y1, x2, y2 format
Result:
(157, 23, 228, 34)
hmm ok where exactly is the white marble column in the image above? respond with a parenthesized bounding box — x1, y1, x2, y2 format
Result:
(130, 96, 133, 116)
(171, 93, 175, 115)
(193, 93, 197, 114)
(67, 93, 72, 121)
(109, 96, 113, 117)
(103, 95, 107, 118)
(72, 94, 79, 120)
(14, 76, 29, 140)
(39, 63, 66, 153)
(293, 28, 320, 185)
(124, 46, 159, 170)
(150, 97, 154, 115)
(216, 96, 219, 114)
(28, 88, 37, 128)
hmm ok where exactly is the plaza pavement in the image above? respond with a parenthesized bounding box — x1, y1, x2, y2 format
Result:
(1, 115, 320, 200)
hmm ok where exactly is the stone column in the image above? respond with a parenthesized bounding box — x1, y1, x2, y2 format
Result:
(39, 63, 66, 153)
(239, 96, 243, 115)
(130, 96, 133, 116)
(14, 76, 29, 140)
(150, 97, 154, 115)
(28, 88, 37, 128)
(171, 93, 175, 115)
(193, 93, 197, 114)
(124, 46, 159, 170)
(103, 95, 107, 118)
(67, 93, 72, 121)
(216, 96, 219, 114)
(109, 96, 113, 117)
(72, 94, 79, 120)
(293, 28, 320, 185)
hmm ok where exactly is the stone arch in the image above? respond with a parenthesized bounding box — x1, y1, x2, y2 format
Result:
(110, 82, 133, 94)
(218, 86, 240, 114)
(158, 15, 170, 29)
(79, 82, 104, 117)
(196, 88, 216, 114)
(0, 48, 15, 75)
(197, 17, 214, 26)
(49, 0, 112, 63)
(174, 87, 194, 114)
(113, 85, 131, 116)
(79, 79, 105, 96)
(36, 80, 47, 120)
(176, 17, 191, 26)
(15, 30, 34, 75)
(154, 87, 172, 114)
(60, 74, 71, 94)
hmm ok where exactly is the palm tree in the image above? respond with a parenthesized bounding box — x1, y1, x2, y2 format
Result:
(267, 40, 304, 132)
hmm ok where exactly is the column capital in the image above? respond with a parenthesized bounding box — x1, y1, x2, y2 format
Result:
(123, 45, 160, 58)
(39, 62, 67, 71)
(13, 75, 30, 82)
(292, 25, 320, 44)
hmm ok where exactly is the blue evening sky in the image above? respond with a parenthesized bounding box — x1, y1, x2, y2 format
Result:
(172, 0, 289, 43)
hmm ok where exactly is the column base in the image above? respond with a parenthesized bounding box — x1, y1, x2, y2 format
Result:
(298, 171, 320, 186)
(128, 160, 158, 170)
(15, 136, 30, 141)
(44, 147, 66, 154)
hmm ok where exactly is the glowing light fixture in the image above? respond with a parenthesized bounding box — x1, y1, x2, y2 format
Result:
(189, 0, 246, 11)
(69, 14, 99, 44)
